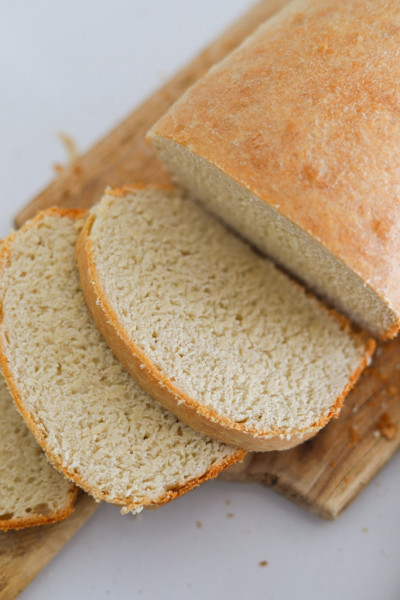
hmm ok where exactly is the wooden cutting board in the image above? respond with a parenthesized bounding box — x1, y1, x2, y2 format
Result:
(0, 494, 98, 600)
(2, 0, 400, 597)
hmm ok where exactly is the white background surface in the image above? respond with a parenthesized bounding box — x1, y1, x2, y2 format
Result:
(1, 1, 400, 599)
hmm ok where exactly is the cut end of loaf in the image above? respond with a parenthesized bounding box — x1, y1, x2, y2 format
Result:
(78, 185, 374, 451)
(148, 133, 399, 341)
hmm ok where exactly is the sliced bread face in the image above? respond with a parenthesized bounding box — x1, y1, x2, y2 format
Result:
(0, 369, 77, 531)
(0, 209, 243, 515)
(77, 186, 374, 452)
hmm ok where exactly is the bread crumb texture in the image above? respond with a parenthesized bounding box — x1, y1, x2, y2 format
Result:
(0, 212, 240, 514)
(0, 369, 76, 530)
(88, 188, 370, 441)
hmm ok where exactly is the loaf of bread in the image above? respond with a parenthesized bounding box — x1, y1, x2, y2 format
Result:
(0, 209, 243, 514)
(0, 368, 76, 530)
(77, 185, 373, 451)
(148, 0, 400, 340)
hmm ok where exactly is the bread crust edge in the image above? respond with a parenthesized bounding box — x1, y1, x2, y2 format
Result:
(77, 185, 375, 452)
(0, 207, 244, 515)
(0, 485, 78, 532)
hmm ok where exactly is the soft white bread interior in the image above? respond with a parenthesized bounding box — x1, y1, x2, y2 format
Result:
(148, 0, 400, 340)
(0, 369, 76, 531)
(0, 209, 243, 515)
(77, 185, 374, 452)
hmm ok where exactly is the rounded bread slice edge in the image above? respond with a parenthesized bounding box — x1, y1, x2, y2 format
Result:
(0, 215, 81, 530)
(0, 208, 244, 514)
(0, 486, 78, 532)
(76, 185, 375, 452)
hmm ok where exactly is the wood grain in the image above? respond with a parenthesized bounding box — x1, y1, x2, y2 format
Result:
(6, 0, 400, 596)
(0, 493, 98, 600)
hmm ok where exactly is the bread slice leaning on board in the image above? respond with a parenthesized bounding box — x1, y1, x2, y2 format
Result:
(77, 185, 374, 452)
(0, 368, 77, 531)
(0, 209, 244, 515)
(148, 0, 400, 340)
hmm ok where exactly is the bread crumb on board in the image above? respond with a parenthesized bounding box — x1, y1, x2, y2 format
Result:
(348, 426, 359, 447)
(259, 561, 268, 567)
(59, 132, 79, 163)
(53, 132, 80, 173)
(377, 413, 398, 441)
(379, 372, 389, 383)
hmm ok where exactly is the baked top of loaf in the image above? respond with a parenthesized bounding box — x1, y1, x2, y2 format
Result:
(0, 368, 76, 531)
(149, 0, 400, 339)
(0, 209, 243, 514)
(77, 185, 374, 451)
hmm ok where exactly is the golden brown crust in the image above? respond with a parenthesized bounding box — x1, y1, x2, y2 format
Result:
(0, 487, 77, 532)
(106, 183, 175, 198)
(76, 185, 374, 452)
(0, 208, 244, 514)
(149, 0, 400, 338)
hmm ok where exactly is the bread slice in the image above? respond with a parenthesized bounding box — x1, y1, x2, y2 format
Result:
(0, 368, 77, 531)
(77, 185, 374, 452)
(148, 0, 400, 340)
(0, 209, 243, 514)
